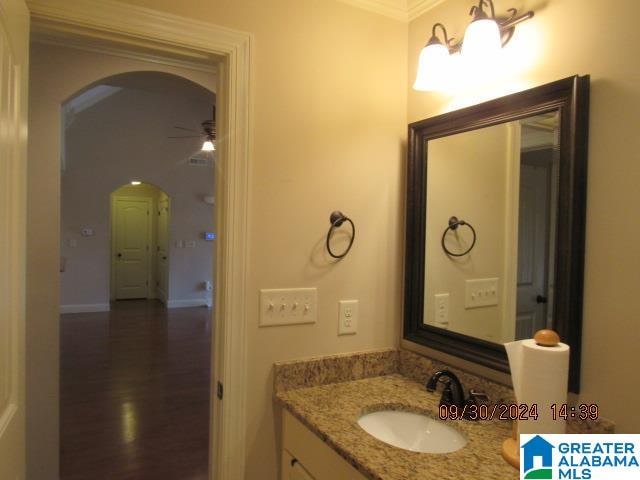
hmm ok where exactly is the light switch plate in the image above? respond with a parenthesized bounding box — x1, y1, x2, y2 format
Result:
(465, 278, 499, 309)
(338, 300, 358, 335)
(259, 288, 317, 327)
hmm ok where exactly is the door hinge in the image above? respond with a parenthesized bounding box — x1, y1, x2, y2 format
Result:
(216, 381, 223, 400)
(146, 280, 149, 286)
(147, 210, 149, 215)
(156, 280, 159, 286)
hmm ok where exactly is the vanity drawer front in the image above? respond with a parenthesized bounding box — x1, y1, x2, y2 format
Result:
(282, 410, 367, 480)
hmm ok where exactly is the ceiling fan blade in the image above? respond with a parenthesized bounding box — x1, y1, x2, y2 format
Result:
(172, 126, 199, 132)
(168, 135, 202, 138)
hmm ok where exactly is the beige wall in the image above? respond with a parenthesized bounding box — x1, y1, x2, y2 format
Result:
(113, 2, 407, 479)
(28, 1, 406, 479)
(27, 43, 216, 479)
(425, 123, 513, 341)
(408, 0, 640, 433)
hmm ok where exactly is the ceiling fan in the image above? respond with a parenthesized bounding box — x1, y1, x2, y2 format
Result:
(169, 106, 216, 151)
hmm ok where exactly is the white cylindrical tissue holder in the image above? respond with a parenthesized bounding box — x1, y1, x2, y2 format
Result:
(505, 331, 569, 435)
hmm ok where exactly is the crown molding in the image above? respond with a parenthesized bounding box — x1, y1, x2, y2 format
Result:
(337, 0, 408, 21)
(407, 0, 447, 21)
(336, 0, 446, 22)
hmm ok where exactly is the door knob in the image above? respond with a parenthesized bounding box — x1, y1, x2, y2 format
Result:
(117, 253, 122, 258)
(162, 256, 167, 260)
(536, 295, 548, 304)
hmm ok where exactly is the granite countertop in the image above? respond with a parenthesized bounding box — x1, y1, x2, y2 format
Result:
(276, 373, 519, 480)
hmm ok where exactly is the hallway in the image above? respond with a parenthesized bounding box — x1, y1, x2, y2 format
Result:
(60, 300, 211, 480)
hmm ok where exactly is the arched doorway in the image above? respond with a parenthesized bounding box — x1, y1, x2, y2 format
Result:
(59, 70, 215, 479)
(60, 71, 216, 313)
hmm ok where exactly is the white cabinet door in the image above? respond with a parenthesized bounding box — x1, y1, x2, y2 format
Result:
(282, 450, 316, 480)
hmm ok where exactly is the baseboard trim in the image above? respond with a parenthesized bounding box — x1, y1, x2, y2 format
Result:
(60, 303, 110, 314)
(167, 299, 210, 309)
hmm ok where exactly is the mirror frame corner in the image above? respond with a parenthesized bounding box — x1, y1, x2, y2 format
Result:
(403, 75, 590, 393)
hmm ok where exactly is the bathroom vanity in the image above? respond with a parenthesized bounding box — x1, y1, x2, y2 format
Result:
(278, 375, 516, 480)
(275, 349, 612, 480)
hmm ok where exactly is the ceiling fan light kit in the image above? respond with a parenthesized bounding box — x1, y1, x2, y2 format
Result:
(168, 106, 217, 152)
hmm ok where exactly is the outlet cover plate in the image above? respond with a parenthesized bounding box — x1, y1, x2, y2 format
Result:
(434, 293, 449, 328)
(338, 299, 358, 335)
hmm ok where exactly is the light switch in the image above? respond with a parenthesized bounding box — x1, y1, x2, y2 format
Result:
(259, 288, 317, 327)
(465, 278, 499, 309)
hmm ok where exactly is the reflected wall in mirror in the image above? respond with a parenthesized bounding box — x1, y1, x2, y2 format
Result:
(424, 112, 560, 343)
(404, 76, 589, 392)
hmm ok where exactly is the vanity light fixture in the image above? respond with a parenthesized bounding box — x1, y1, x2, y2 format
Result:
(413, 23, 453, 91)
(413, 0, 534, 92)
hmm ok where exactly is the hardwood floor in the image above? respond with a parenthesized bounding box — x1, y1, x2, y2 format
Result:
(60, 300, 211, 480)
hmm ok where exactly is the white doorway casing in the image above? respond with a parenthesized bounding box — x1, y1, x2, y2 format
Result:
(26, 1, 251, 478)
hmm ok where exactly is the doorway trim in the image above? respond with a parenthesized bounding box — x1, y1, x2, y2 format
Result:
(27, 1, 251, 478)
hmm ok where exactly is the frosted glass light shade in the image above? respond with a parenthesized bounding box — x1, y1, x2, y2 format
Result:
(413, 42, 450, 92)
(202, 140, 215, 151)
(461, 18, 501, 60)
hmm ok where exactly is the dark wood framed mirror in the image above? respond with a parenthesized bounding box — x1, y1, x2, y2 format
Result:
(404, 76, 589, 392)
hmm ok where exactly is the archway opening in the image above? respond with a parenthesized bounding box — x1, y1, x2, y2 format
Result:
(59, 69, 215, 480)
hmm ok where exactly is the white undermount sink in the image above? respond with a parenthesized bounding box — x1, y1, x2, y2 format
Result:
(357, 410, 467, 454)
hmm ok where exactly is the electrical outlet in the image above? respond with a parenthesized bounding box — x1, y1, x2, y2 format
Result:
(434, 293, 449, 328)
(338, 300, 358, 335)
(259, 288, 317, 326)
(465, 278, 499, 309)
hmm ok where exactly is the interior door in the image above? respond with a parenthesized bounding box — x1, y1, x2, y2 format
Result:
(156, 194, 169, 303)
(113, 197, 151, 299)
(0, 0, 29, 477)
(516, 162, 551, 339)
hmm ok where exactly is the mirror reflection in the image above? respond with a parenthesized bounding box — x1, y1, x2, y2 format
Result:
(424, 112, 560, 343)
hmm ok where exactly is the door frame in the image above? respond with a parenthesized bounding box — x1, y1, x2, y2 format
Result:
(27, 1, 251, 478)
(156, 192, 171, 304)
(111, 194, 153, 301)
